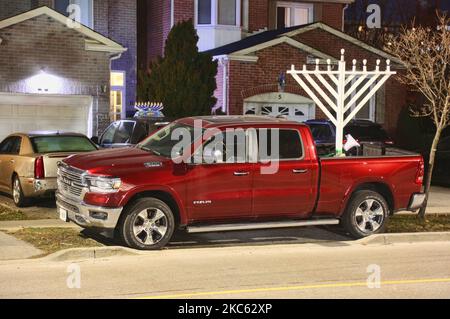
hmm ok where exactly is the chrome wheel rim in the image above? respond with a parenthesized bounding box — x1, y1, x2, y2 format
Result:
(13, 179, 21, 204)
(133, 208, 168, 246)
(354, 199, 385, 234)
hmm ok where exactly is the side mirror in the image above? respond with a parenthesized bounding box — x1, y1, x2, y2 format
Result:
(91, 136, 99, 145)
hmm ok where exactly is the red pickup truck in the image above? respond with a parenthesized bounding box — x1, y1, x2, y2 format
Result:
(56, 116, 425, 250)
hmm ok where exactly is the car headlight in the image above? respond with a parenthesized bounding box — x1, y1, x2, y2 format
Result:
(86, 176, 122, 193)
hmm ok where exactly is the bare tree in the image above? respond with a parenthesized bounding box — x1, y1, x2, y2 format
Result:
(389, 13, 450, 218)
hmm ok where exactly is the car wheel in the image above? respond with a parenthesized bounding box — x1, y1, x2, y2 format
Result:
(118, 198, 175, 250)
(341, 190, 389, 239)
(12, 176, 29, 208)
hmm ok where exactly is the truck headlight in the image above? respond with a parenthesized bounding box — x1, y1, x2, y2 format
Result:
(86, 176, 122, 193)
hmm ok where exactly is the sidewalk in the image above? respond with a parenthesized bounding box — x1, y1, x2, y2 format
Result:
(0, 231, 43, 260)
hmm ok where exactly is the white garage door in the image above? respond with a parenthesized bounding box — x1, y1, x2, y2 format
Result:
(243, 92, 316, 123)
(0, 94, 92, 141)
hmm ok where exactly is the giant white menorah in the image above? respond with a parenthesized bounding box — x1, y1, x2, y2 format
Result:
(287, 49, 396, 155)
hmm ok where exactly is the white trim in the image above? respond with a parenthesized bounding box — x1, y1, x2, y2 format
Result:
(0, 6, 126, 54)
(170, 0, 175, 27)
(230, 36, 337, 62)
(282, 22, 403, 66)
(228, 55, 259, 62)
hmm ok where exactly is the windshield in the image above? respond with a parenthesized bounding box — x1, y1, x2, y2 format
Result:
(101, 121, 136, 145)
(307, 124, 333, 141)
(138, 122, 199, 158)
(31, 136, 97, 153)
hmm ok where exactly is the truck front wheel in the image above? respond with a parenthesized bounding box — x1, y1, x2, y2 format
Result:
(118, 198, 175, 250)
(341, 190, 389, 239)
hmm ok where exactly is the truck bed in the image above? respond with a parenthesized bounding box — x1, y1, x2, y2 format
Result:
(315, 154, 423, 217)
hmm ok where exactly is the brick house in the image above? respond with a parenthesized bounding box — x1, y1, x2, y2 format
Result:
(141, 0, 407, 138)
(0, 0, 137, 140)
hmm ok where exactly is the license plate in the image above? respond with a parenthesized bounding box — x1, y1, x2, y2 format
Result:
(59, 208, 68, 222)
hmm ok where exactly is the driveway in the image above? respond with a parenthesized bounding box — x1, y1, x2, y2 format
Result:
(0, 192, 57, 220)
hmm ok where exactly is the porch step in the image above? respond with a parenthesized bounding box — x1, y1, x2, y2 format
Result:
(186, 219, 340, 234)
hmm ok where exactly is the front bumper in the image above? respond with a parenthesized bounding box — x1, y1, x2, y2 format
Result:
(56, 192, 123, 230)
(407, 193, 426, 212)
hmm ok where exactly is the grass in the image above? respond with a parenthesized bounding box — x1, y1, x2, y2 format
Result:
(11, 228, 103, 256)
(0, 205, 27, 221)
(387, 214, 450, 233)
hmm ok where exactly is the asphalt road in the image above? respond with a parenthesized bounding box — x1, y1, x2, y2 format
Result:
(0, 241, 449, 299)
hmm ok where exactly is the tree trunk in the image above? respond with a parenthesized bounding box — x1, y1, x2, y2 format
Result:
(418, 129, 442, 218)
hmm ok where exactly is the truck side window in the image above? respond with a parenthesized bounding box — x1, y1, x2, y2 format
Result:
(258, 129, 303, 161)
(201, 130, 247, 164)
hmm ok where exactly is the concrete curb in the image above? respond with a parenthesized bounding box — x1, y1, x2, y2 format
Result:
(36, 231, 450, 262)
(357, 232, 450, 245)
(43, 246, 141, 262)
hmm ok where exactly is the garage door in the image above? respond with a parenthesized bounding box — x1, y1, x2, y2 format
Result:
(243, 92, 316, 123)
(0, 94, 92, 141)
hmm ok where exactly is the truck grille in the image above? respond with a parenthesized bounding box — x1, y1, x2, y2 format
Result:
(57, 164, 86, 198)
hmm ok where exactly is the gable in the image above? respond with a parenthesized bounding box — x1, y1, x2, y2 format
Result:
(283, 22, 403, 66)
(0, 6, 126, 54)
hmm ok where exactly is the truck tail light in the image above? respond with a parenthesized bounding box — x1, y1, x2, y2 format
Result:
(34, 156, 45, 179)
(415, 158, 425, 186)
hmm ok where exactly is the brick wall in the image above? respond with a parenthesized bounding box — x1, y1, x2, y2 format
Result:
(249, 0, 269, 32)
(321, 3, 344, 30)
(107, 0, 137, 113)
(0, 15, 111, 134)
(174, 0, 194, 23)
(143, 0, 171, 63)
(0, 0, 33, 20)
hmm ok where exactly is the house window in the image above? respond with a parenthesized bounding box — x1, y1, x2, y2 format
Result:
(196, 0, 240, 26)
(55, 0, 94, 28)
(198, 0, 212, 24)
(218, 0, 237, 25)
(348, 79, 377, 121)
(276, 2, 313, 29)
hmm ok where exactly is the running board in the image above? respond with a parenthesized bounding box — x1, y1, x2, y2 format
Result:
(186, 219, 340, 234)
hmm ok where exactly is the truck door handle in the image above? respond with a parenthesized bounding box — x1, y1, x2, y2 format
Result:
(293, 169, 308, 174)
(234, 171, 250, 176)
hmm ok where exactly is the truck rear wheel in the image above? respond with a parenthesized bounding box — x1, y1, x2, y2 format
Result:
(118, 198, 175, 250)
(341, 190, 389, 239)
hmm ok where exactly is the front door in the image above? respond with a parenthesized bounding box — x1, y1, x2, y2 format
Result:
(252, 128, 316, 219)
(186, 130, 254, 222)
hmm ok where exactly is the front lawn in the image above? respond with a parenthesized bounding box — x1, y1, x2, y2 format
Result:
(0, 205, 27, 221)
(11, 228, 103, 256)
(387, 214, 450, 233)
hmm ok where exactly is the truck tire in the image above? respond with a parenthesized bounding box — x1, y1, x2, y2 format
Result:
(118, 198, 175, 250)
(341, 190, 389, 239)
(12, 176, 29, 208)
